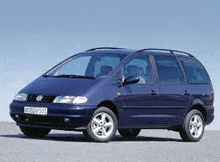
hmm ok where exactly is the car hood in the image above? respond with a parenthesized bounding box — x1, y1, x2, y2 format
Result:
(20, 76, 98, 96)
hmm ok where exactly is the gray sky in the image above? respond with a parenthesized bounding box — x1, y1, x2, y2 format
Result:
(0, 0, 220, 129)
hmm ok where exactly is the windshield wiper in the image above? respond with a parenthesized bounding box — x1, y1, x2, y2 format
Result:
(55, 74, 95, 79)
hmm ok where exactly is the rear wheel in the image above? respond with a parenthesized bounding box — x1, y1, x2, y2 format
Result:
(19, 126, 51, 138)
(118, 128, 141, 138)
(179, 110, 205, 142)
(85, 107, 118, 142)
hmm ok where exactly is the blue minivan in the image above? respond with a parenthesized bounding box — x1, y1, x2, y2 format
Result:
(10, 47, 214, 142)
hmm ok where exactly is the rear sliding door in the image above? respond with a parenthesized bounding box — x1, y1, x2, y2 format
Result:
(152, 55, 191, 126)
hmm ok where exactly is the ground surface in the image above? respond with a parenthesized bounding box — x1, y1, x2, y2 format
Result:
(0, 122, 219, 162)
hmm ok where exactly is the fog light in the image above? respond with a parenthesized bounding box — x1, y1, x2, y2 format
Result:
(64, 118, 70, 123)
(15, 115, 19, 118)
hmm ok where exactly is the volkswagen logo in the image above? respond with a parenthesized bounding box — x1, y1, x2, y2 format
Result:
(36, 95, 43, 102)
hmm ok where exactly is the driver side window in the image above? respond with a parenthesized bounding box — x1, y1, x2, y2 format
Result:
(124, 55, 152, 84)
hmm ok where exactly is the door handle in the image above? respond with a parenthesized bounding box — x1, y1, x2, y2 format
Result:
(184, 90, 190, 96)
(150, 90, 157, 95)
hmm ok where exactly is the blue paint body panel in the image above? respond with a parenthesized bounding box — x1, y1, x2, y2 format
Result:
(9, 48, 214, 131)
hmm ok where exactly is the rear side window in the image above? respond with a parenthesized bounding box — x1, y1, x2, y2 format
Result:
(178, 57, 210, 84)
(154, 55, 184, 84)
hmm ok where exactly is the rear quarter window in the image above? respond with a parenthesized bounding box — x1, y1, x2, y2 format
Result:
(178, 56, 211, 84)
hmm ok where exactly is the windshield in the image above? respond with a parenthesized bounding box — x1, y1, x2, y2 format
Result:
(45, 53, 126, 79)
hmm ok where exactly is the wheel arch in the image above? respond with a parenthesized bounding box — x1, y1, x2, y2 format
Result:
(97, 100, 119, 119)
(188, 104, 207, 122)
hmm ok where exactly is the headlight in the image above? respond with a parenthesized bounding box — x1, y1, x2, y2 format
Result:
(53, 96, 87, 104)
(14, 93, 28, 101)
(72, 96, 88, 104)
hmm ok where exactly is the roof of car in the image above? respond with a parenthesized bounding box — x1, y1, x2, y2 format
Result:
(85, 47, 136, 55)
(136, 48, 195, 58)
(84, 47, 195, 58)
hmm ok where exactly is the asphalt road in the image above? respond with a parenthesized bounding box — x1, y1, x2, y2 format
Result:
(0, 122, 219, 162)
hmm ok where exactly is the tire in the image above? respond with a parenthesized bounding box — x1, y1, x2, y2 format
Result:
(19, 126, 51, 138)
(118, 128, 141, 138)
(179, 110, 205, 142)
(86, 107, 118, 142)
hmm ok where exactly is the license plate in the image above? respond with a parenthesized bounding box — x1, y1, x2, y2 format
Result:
(24, 106, 48, 116)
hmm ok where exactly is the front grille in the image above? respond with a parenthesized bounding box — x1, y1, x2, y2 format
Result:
(27, 95, 56, 103)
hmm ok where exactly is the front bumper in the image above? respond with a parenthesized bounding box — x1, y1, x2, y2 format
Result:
(10, 101, 97, 130)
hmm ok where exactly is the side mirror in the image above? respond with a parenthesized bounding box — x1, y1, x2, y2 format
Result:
(123, 76, 140, 85)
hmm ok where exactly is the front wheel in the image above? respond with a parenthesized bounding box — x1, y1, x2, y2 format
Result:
(85, 107, 118, 142)
(118, 128, 141, 138)
(19, 126, 51, 138)
(179, 110, 205, 142)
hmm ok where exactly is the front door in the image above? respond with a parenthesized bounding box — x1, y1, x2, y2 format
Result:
(119, 54, 157, 126)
